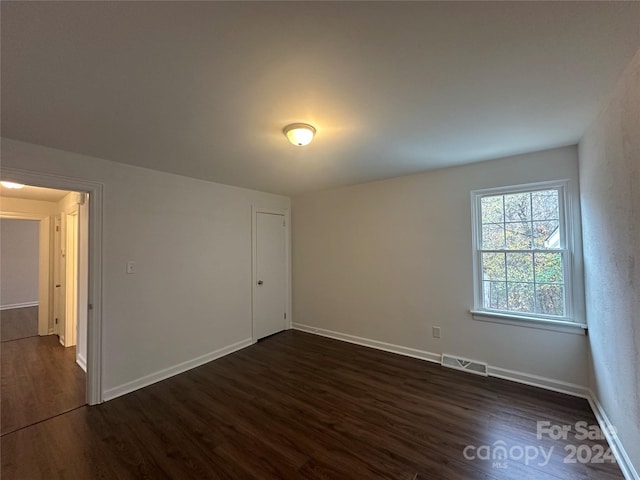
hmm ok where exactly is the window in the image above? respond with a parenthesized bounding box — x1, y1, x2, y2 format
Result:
(471, 181, 579, 325)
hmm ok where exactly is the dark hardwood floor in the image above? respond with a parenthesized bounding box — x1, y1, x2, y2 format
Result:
(1, 306, 38, 342)
(1, 330, 623, 479)
(1, 335, 86, 435)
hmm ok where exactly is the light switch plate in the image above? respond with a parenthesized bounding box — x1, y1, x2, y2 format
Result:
(126, 261, 137, 274)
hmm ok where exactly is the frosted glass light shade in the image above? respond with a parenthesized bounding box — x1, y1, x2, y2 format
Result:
(284, 123, 316, 146)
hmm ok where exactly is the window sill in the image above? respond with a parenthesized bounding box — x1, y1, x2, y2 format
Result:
(470, 310, 587, 335)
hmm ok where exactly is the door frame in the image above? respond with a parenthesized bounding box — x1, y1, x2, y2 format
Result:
(53, 213, 65, 339)
(0, 167, 104, 405)
(251, 206, 292, 342)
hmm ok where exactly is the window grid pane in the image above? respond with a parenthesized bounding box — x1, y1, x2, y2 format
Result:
(480, 189, 562, 251)
(478, 188, 566, 318)
(481, 250, 566, 317)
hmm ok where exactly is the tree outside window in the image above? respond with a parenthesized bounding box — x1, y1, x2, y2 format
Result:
(472, 182, 572, 321)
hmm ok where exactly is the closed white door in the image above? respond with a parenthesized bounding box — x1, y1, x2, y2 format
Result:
(253, 212, 287, 340)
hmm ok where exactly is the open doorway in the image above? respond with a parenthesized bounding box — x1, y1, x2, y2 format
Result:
(0, 218, 39, 341)
(0, 183, 88, 434)
(0, 167, 103, 407)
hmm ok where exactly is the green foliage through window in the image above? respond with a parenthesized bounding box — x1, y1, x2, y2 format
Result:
(477, 188, 566, 318)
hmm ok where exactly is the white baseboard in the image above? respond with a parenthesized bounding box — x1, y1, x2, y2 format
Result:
(103, 338, 255, 401)
(587, 391, 639, 480)
(0, 301, 39, 311)
(292, 323, 441, 364)
(293, 323, 587, 396)
(76, 353, 87, 373)
(488, 365, 589, 398)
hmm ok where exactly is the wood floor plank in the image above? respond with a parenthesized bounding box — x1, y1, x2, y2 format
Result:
(0, 330, 625, 479)
(1, 335, 85, 435)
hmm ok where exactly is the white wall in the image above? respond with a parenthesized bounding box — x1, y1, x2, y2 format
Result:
(0, 197, 58, 333)
(579, 49, 640, 473)
(1, 138, 290, 398)
(293, 146, 589, 388)
(0, 219, 40, 308)
(0, 197, 59, 216)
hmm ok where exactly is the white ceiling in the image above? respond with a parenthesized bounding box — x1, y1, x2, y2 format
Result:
(2, 2, 639, 196)
(0, 184, 70, 203)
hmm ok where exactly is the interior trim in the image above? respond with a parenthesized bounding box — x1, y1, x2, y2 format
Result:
(103, 338, 254, 402)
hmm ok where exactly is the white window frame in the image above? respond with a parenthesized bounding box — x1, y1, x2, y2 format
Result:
(470, 180, 586, 333)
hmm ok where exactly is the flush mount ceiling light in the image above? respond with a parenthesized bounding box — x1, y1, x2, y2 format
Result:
(0, 181, 25, 189)
(283, 123, 316, 147)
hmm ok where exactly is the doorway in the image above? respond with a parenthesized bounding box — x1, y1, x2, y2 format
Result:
(0, 167, 103, 406)
(252, 208, 290, 341)
(52, 207, 83, 354)
(0, 184, 88, 434)
(0, 218, 40, 341)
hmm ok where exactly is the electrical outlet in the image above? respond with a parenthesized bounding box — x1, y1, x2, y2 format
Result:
(432, 326, 441, 338)
(126, 261, 137, 274)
